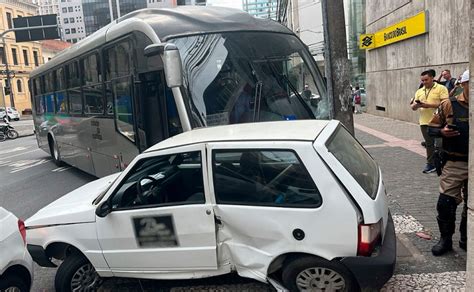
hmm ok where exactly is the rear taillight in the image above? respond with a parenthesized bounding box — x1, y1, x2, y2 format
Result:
(18, 219, 26, 245)
(357, 220, 382, 256)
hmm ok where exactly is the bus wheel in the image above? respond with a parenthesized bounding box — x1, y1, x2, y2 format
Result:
(49, 137, 63, 166)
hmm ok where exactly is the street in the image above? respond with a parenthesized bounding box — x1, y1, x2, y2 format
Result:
(0, 114, 468, 291)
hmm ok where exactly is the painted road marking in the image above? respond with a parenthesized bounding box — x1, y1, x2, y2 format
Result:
(10, 159, 50, 173)
(2, 149, 41, 159)
(355, 123, 425, 157)
(52, 166, 71, 172)
(0, 146, 29, 156)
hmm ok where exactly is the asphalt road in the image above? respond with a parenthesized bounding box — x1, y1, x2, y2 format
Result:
(0, 136, 270, 291)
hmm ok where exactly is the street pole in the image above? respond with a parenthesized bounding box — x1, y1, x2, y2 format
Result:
(321, 0, 354, 134)
(466, 0, 474, 288)
(1, 37, 14, 108)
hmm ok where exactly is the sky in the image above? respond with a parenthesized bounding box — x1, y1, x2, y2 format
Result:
(206, 0, 243, 10)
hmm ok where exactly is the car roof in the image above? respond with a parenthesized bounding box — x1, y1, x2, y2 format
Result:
(145, 120, 332, 152)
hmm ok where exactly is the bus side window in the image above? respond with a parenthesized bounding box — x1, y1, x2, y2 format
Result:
(35, 95, 44, 115)
(114, 78, 135, 142)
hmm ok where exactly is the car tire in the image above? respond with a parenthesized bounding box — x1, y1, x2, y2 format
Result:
(55, 254, 102, 292)
(0, 274, 30, 292)
(49, 137, 63, 167)
(7, 129, 19, 139)
(282, 256, 357, 292)
(7, 116, 11, 122)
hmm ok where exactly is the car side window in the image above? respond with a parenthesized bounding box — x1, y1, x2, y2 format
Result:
(213, 149, 322, 207)
(111, 151, 205, 209)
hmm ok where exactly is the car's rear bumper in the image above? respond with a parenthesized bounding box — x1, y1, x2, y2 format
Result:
(27, 244, 57, 267)
(340, 213, 396, 291)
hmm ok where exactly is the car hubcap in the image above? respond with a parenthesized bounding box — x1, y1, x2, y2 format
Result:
(71, 263, 101, 292)
(5, 287, 21, 292)
(296, 267, 345, 291)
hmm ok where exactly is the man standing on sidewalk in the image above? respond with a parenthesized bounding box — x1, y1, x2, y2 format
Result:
(428, 69, 469, 256)
(411, 70, 449, 173)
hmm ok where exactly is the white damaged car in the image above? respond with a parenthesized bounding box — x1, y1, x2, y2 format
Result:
(0, 208, 33, 292)
(26, 120, 395, 291)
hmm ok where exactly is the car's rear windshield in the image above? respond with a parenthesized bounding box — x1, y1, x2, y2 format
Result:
(326, 126, 379, 199)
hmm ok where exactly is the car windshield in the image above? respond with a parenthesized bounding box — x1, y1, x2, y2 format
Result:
(170, 32, 328, 127)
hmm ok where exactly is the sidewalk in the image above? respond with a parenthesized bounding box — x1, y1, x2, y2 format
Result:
(354, 114, 466, 290)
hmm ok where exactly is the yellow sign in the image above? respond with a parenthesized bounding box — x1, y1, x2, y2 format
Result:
(359, 34, 375, 49)
(359, 11, 428, 50)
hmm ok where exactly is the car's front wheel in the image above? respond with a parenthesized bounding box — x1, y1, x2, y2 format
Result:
(0, 274, 29, 292)
(282, 256, 357, 292)
(55, 254, 102, 292)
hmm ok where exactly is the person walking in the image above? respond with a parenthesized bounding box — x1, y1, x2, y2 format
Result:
(428, 69, 469, 256)
(411, 70, 449, 173)
(353, 86, 362, 114)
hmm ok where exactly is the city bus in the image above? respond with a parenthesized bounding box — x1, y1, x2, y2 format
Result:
(30, 6, 329, 177)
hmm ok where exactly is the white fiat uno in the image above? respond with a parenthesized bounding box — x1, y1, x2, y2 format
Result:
(26, 120, 395, 292)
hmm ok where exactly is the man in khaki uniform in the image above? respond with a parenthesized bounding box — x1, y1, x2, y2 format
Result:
(428, 70, 469, 256)
(411, 70, 449, 173)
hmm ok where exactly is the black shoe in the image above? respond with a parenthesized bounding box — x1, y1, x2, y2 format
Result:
(432, 237, 453, 256)
(460, 215, 467, 251)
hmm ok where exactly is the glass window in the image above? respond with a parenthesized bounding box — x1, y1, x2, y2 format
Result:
(33, 77, 42, 95)
(62, 7, 67, 13)
(84, 85, 104, 114)
(63, 18, 68, 24)
(56, 92, 68, 113)
(67, 61, 81, 88)
(70, 17, 75, 23)
(65, 29, 70, 34)
(82, 53, 101, 85)
(213, 150, 322, 207)
(68, 88, 82, 114)
(22, 49, 29, 66)
(114, 78, 135, 142)
(327, 126, 379, 199)
(71, 28, 76, 33)
(105, 40, 131, 80)
(68, 7, 73, 12)
(16, 80, 22, 92)
(111, 151, 204, 209)
(6, 12, 12, 29)
(35, 95, 44, 115)
(45, 93, 55, 113)
(56, 67, 66, 90)
(170, 32, 328, 128)
(105, 83, 113, 115)
(33, 51, 39, 67)
(11, 48, 18, 65)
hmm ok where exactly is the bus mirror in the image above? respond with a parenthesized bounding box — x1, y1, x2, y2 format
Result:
(144, 43, 183, 88)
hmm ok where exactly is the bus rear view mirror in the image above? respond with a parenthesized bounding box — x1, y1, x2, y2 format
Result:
(144, 43, 183, 88)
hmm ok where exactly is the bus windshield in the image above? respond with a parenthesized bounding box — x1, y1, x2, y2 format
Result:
(170, 32, 329, 128)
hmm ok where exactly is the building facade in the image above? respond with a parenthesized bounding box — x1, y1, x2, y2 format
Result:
(36, 0, 59, 15)
(364, 0, 469, 123)
(242, 0, 278, 20)
(0, 0, 44, 113)
(59, 0, 86, 43)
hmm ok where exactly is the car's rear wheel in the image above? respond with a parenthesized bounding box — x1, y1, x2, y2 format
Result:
(55, 254, 102, 292)
(282, 256, 357, 292)
(48, 137, 63, 166)
(0, 274, 29, 292)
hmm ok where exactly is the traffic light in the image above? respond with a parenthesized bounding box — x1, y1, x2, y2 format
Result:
(4, 86, 10, 95)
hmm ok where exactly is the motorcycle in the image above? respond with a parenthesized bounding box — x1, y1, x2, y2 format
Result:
(0, 119, 19, 140)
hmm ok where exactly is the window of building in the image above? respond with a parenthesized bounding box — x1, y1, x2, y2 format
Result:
(65, 29, 70, 34)
(6, 12, 12, 29)
(68, 7, 73, 12)
(17, 80, 22, 92)
(71, 28, 76, 33)
(213, 150, 322, 207)
(70, 17, 74, 23)
(0, 47, 4, 64)
(11, 48, 18, 65)
(22, 49, 29, 66)
(72, 39, 77, 43)
(111, 151, 204, 209)
(62, 7, 67, 13)
(33, 51, 39, 67)
(64, 18, 68, 23)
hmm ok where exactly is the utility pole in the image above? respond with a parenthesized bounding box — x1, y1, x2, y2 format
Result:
(2, 37, 14, 108)
(321, 0, 354, 134)
(466, 0, 474, 288)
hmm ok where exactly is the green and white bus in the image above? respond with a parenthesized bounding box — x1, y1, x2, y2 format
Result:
(30, 6, 329, 177)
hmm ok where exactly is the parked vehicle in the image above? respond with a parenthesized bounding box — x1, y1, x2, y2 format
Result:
(0, 119, 19, 139)
(26, 120, 395, 292)
(0, 107, 21, 121)
(0, 208, 34, 292)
